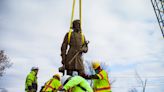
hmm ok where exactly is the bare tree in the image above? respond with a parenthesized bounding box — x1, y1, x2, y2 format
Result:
(0, 88, 8, 92)
(128, 88, 138, 92)
(0, 50, 12, 77)
(135, 70, 147, 92)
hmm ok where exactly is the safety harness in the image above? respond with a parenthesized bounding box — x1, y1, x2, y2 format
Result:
(43, 79, 55, 91)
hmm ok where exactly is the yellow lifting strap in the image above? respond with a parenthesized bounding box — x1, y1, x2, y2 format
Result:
(68, 31, 84, 45)
(68, 0, 84, 45)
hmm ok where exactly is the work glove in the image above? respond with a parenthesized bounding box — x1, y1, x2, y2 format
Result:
(80, 73, 89, 79)
(28, 86, 32, 91)
(59, 66, 65, 73)
(32, 83, 38, 91)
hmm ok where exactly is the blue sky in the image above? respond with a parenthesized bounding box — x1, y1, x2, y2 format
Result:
(0, 0, 164, 92)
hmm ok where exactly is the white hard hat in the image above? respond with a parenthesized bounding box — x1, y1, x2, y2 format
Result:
(31, 67, 39, 71)
(61, 75, 71, 85)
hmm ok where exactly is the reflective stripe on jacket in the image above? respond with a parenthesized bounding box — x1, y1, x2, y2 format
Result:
(42, 78, 62, 92)
(25, 71, 37, 91)
(93, 70, 112, 92)
(63, 76, 93, 92)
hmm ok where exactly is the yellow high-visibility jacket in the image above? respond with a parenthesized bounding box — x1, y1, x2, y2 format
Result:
(63, 76, 93, 92)
(25, 71, 37, 92)
(93, 70, 112, 92)
(42, 78, 62, 92)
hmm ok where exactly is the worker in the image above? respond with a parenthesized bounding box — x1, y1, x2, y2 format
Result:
(40, 74, 62, 92)
(82, 61, 112, 92)
(25, 67, 39, 92)
(60, 19, 88, 76)
(61, 75, 93, 92)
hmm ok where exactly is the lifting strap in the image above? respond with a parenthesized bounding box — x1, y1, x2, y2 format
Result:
(69, 0, 82, 29)
(68, 0, 84, 44)
(68, 31, 85, 45)
(70, 0, 76, 29)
